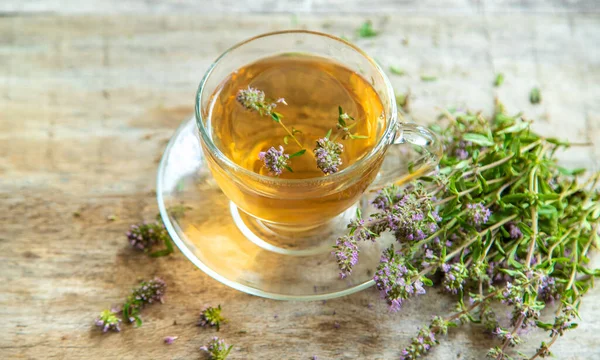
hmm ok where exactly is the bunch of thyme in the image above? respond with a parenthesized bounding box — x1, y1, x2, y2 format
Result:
(334, 100, 600, 359)
(94, 277, 167, 332)
(123, 277, 167, 326)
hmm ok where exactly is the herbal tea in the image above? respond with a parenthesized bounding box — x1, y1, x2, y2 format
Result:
(208, 54, 385, 179)
(203, 53, 387, 226)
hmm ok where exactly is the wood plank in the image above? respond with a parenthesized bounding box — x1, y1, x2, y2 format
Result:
(1, 0, 598, 15)
(1, 13, 599, 359)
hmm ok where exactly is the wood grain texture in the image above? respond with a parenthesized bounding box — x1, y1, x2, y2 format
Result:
(1, 0, 599, 14)
(1, 9, 600, 360)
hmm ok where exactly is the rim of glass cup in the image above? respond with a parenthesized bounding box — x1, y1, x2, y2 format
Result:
(195, 30, 398, 185)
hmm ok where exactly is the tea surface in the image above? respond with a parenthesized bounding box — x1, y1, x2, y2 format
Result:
(209, 54, 385, 179)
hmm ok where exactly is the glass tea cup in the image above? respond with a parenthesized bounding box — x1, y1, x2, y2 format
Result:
(195, 30, 442, 240)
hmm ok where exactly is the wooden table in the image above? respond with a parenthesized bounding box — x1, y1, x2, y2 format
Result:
(2, 1, 599, 359)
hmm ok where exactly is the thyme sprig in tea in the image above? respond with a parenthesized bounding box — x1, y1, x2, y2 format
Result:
(237, 87, 369, 176)
(236, 87, 302, 148)
(333, 101, 600, 359)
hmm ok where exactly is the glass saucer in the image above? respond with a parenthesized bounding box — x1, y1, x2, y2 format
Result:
(157, 117, 393, 300)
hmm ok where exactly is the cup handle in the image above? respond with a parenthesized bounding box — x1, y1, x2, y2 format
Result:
(369, 122, 443, 190)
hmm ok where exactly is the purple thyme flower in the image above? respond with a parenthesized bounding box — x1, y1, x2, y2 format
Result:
(551, 306, 576, 337)
(236, 87, 278, 115)
(200, 336, 233, 360)
(492, 327, 522, 347)
(400, 327, 438, 359)
(374, 247, 426, 311)
(453, 140, 472, 160)
(198, 305, 225, 331)
(127, 222, 167, 252)
(442, 263, 469, 294)
(314, 137, 343, 175)
(371, 185, 405, 211)
(164, 336, 178, 344)
(538, 274, 560, 303)
(466, 202, 491, 226)
(348, 217, 376, 242)
(455, 148, 468, 160)
(124, 277, 167, 324)
(368, 184, 442, 244)
(332, 236, 359, 278)
(506, 222, 522, 239)
(94, 309, 121, 333)
(259, 146, 289, 176)
(131, 277, 166, 305)
(372, 191, 391, 210)
(501, 281, 524, 306)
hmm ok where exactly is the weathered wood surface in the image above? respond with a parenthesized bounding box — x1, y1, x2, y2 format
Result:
(1, 5, 600, 360)
(1, 0, 599, 14)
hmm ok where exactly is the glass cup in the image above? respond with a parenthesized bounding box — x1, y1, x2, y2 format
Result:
(195, 30, 442, 239)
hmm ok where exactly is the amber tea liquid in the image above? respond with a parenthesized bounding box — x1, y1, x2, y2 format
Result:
(205, 54, 386, 226)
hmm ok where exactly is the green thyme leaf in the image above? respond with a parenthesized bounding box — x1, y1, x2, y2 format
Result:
(494, 73, 505, 87)
(420, 75, 437, 82)
(390, 66, 406, 76)
(462, 133, 494, 147)
(530, 87, 541, 104)
(289, 149, 306, 158)
(271, 112, 282, 122)
(421, 277, 433, 287)
(357, 20, 378, 38)
(149, 248, 172, 257)
(338, 106, 347, 127)
(557, 167, 586, 176)
(497, 121, 530, 134)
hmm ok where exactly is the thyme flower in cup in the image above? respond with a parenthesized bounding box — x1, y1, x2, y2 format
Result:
(314, 135, 343, 175)
(259, 146, 290, 176)
(95, 309, 121, 333)
(236, 86, 276, 115)
(258, 146, 306, 175)
(198, 305, 226, 331)
(200, 337, 233, 360)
